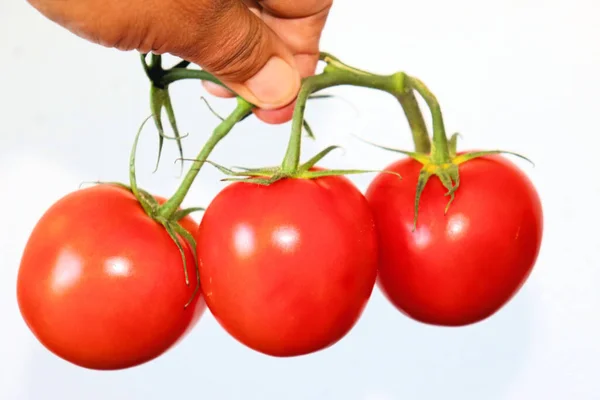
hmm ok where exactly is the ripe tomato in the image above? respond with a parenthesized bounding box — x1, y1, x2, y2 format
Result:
(195, 174, 378, 357)
(366, 154, 543, 326)
(17, 184, 205, 370)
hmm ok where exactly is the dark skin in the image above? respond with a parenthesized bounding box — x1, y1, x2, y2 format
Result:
(28, 0, 333, 124)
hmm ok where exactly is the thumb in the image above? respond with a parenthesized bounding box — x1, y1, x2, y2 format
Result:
(163, 0, 301, 110)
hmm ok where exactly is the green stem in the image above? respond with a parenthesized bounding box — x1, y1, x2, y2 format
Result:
(150, 53, 431, 157)
(396, 90, 431, 153)
(158, 98, 253, 219)
(406, 76, 450, 163)
(281, 74, 334, 173)
(160, 68, 226, 88)
(281, 56, 433, 173)
(142, 52, 439, 199)
(321, 53, 431, 154)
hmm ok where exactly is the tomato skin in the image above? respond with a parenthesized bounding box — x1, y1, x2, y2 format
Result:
(366, 154, 543, 326)
(195, 175, 378, 357)
(17, 184, 205, 370)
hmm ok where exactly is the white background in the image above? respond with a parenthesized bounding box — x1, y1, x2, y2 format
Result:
(1, 1, 599, 399)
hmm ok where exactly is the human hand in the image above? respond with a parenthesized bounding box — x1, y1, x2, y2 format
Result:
(28, 0, 333, 123)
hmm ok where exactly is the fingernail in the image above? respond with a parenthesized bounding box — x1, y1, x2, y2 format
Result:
(245, 57, 300, 108)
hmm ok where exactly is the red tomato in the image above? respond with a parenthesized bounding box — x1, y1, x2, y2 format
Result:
(17, 184, 205, 370)
(366, 154, 543, 326)
(195, 174, 378, 357)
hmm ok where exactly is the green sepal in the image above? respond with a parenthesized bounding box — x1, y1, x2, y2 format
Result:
(412, 169, 432, 231)
(297, 145, 343, 174)
(303, 119, 315, 139)
(448, 133, 461, 158)
(172, 207, 205, 221)
(436, 163, 460, 213)
(220, 175, 284, 185)
(229, 165, 280, 174)
(160, 219, 190, 286)
(171, 222, 201, 308)
(308, 94, 335, 101)
(352, 135, 430, 164)
(150, 85, 186, 173)
(115, 182, 160, 209)
(197, 159, 280, 178)
(203, 160, 263, 177)
(301, 169, 402, 179)
(453, 150, 534, 166)
(128, 116, 155, 216)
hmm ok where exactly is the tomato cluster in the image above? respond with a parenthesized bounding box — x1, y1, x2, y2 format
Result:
(16, 152, 542, 370)
(15, 52, 544, 370)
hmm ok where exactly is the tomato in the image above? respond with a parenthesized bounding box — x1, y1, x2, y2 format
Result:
(366, 154, 543, 326)
(17, 184, 205, 370)
(195, 174, 378, 357)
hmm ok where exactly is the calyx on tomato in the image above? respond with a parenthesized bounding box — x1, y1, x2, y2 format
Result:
(107, 115, 234, 308)
(357, 77, 533, 229)
(192, 144, 400, 185)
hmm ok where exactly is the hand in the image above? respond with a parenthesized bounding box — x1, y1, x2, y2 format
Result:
(28, 0, 333, 123)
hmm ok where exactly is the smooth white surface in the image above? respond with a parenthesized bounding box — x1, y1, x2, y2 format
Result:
(1, 1, 599, 399)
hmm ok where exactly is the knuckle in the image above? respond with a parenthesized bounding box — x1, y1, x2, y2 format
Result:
(202, 21, 267, 80)
(172, 3, 270, 81)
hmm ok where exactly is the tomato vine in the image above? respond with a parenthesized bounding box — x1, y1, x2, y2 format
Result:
(17, 48, 543, 368)
(132, 50, 538, 305)
(138, 51, 531, 228)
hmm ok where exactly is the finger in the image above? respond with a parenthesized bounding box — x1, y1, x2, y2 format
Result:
(251, 0, 332, 123)
(163, 0, 301, 110)
(253, 100, 296, 124)
(260, 0, 331, 76)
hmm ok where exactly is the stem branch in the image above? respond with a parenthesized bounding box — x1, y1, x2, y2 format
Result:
(158, 98, 253, 219)
(150, 53, 432, 156)
(321, 53, 431, 153)
(396, 90, 431, 153)
(160, 68, 225, 88)
(281, 56, 433, 172)
(405, 76, 449, 162)
(141, 52, 442, 209)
